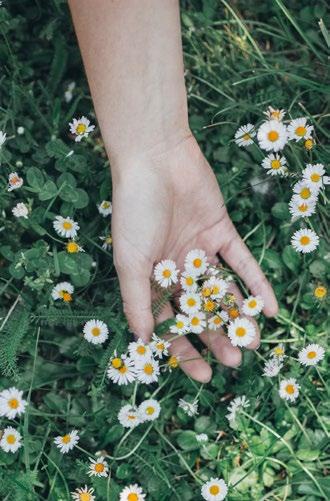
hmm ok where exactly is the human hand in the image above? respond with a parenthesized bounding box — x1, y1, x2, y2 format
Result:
(111, 133, 278, 382)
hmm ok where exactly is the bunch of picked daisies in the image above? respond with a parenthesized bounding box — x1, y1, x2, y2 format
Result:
(154, 249, 262, 349)
(262, 341, 325, 404)
(235, 106, 328, 255)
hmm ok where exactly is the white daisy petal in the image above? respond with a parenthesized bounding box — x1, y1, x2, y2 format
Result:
(119, 484, 146, 501)
(302, 163, 325, 190)
(234, 123, 256, 147)
(179, 292, 202, 315)
(291, 228, 319, 254)
(12, 202, 29, 219)
(287, 117, 313, 142)
(279, 378, 300, 403)
(0, 387, 27, 420)
(51, 282, 74, 302)
(87, 456, 109, 477)
(188, 312, 206, 334)
(118, 405, 140, 428)
(54, 429, 79, 454)
(0, 427, 22, 453)
(289, 196, 316, 219)
(97, 200, 112, 217)
(8, 172, 23, 191)
(71, 486, 95, 501)
(135, 359, 160, 385)
(298, 343, 325, 367)
(83, 319, 109, 345)
(227, 317, 256, 347)
(138, 399, 161, 422)
(53, 215, 79, 239)
(257, 120, 288, 152)
(107, 355, 136, 386)
(184, 249, 208, 276)
(154, 259, 179, 288)
(201, 478, 228, 501)
(261, 153, 287, 176)
(242, 295, 264, 317)
(69, 116, 95, 142)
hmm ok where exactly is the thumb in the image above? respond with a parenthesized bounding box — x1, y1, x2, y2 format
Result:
(116, 266, 154, 342)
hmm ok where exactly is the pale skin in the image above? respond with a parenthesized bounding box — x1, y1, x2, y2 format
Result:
(69, 0, 278, 382)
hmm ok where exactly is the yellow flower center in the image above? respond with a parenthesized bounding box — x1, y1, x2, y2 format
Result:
(112, 357, 123, 369)
(187, 298, 196, 307)
(105, 236, 112, 245)
(102, 202, 110, 208)
(66, 241, 79, 253)
(95, 462, 105, 473)
(185, 276, 194, 286)
(156, 342, 164, 351)
(8, 398, 19, 409)
(285, 384, 295, 395)
(271, 110, 281, 119)
(310, 173, 320, 182)
(212, 286, 220, 295)
(62, 292, 72, 302)
(162, 269, 171, 278)
(144, 363, 154, 375)
(62, 221, 73, 230)
(168, 356, 179, 368)
(11, 176, 20, 185)
(248, 299, 257, 308)
(146, 406, 155, 415)
(271, 159, 281, 170)
(62, 434, 71, 444)
(268, 130, 279, 142)
(202, 288, 212, 297)
(119, 366, 127, 374)
(300, 187, 311, 199)
(6, 434, 16, 444)
(91, 327, 101, 337)
(274, 347, 284, 356)
(209, 485, 220, 495)
(243, 133, 251, 141)
(298, 203, 308, 212)
(304, 138, 314, 150)
(236, 327, 246, 337)
(128, 414, 137, 420)
(191, 316, 200, 326)
(300, 236, 310, 246)
(213, 316, 221, 325)
(314, 286, 327, 299)
(79, 493, 91, 501)
(307, 351, 317, 359)
(127, 494, 138, 501)
(137, 345, 146, 355)
(193, 258, 202, 268)
(76, 123, 87, 135)
(176, 320, 184, 329)
(295, 126, 306, 137)
(229, 308, 239, 319)
(204, 300, 215, 312)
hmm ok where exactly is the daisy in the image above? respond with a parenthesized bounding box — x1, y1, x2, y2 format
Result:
(271, 343, 286, 360)
(291, 228, 319, 254)
(0, 130, 6, 147)
(0, 427, 22, 453)
(227, 318, 256, 347)
(279, 378, 300, 403)
(196, 433, 208, 443)
(12, 202, 29, 219)
(119, 484, 146, 501)
(169, 314, 190, 335)
(180, 271, 198, 292)
(136, 359, 160, 384)
(293, 180, 319, 202)
(202, 277, 228, 300)
(188, 312, 206, 334)
(298, 344, 325, 367)
(8, 172, 23, 191)
(118, 404, 140, 428)
(54, 429, 79, 454)
(313, 284, 327, 300)
(261, 153, 287, 176)
(69, 116, 95, 142)
(71, 486, 95, 501)
(304, 138, 314, 150)
(97, 200, 112, 217)
(242, 295, 264, 317)
(107, 354, 136, 385)
(263, 358, 283, 377)
(234, 123, 255, 147)
(154, 259, 178, 288)
(166, 355, 180, 371)
(0, 387, 27, 419)
(201, 478, 228, 501)
(184, 249, 208, 276)
(289, 196, 316, 219)
(51, 282, 74, 302)
(66, 240, 84, 253)
(100, 234, 112, 251)
(87, 456, 109, 477)
(208, 311, 229, 330)
(226, 395, 250, 423)
(128, 338, 152, 362)
(138, 399, 161, 422)
(150, 333, 170, 358)
(83, 319, 109, 345)
(179, 292, 201, 315)
(264, 106, 285, 121)
(178, 398, 199, 417)
(288, 117, 313, 142)
(53, 215, 79, 239)
(303, 163, 325, 190)
(257, 119, 287, 152)
(64, 81, 75, 103)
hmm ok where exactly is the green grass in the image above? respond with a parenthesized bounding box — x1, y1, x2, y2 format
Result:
(0, 1, 329, 500)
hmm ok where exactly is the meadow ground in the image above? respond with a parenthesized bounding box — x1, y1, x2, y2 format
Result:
(0, 1, 329, 500)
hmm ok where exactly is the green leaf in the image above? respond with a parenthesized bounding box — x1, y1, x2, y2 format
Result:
(282, 245, 301, 272)
(57, 251, 79, 275)
(271, 202, 289, 220)
(296, 449, 320, 461)
(176, 430, 198, 451)
(26, 167, 44, 191)
(73, 188, 89, 209)
(46, 138, 71, 159)
(38, 180, 58, 201)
